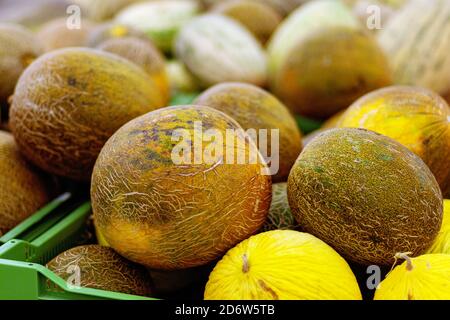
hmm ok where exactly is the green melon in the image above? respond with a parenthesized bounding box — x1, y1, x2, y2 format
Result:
(288, 128, 443, 266)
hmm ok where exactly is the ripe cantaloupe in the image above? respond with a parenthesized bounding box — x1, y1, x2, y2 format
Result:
(46, 245, 153, 296)
(204, 230, 362, 300)
(288, 128, 443, 266)
(10, 48, 165, 181)
(194, 82, 302, 182)
(0, 23, 42, 120)
(91, 105, 272, 270)
(338, 86, 450, 197)
(0, 131, 50, 236)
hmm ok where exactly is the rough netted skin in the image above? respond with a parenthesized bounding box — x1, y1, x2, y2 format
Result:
(260, 183, 299, 232)
(287, 128, 443, 266)
(0, 131, 50, 236)
(212, 0, 282, 44)
(46, 245, 153, 297)
(91, 105, 272, 270)
(272, 26, 392, 118)
(97, 36, 170, 105)
(10, 47, 165, 181)
(195, 82, 302, 182)
(0, 23, 42, 115)
(204, 230, 362, 300)
(36, 18, 96, 52)
(338, 86, 450, 197)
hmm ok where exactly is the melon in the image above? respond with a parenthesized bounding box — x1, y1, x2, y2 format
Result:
(175, 14, 267, 88)
(0, 23, 42, 120)
(202, 0, 309, 15)
(87, 23, 147, 47)
(194, 82, 302, 182)
(10, 48, 165, 181)
(374, 253, 450, 300)
(427, 200, 450, 254)
(338, 86, 450, 197)
(211, 0, 282, 44)
(73, 0, 137, 21)
(204, 230, 362, 300)
(115, 0, 200, 53)
(260, 183, 299, 232)
(96, 37, 170, 105)
(267, 0, 392, 118)
(377, 0, 450, 95)
(36, 18, 96, 52)
(0, 131, 50, 236)
(166, 60, 200, 94)
(91, 105, 272, 270)
(46, 245, 153, 296)
(287, 128, 443, 266)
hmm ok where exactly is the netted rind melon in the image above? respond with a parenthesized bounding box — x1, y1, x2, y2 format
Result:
(46, 245, 153, 296)
(91, 105, 272, 270)
(10, 48, 165, 181)
(288, 128, 443, 266)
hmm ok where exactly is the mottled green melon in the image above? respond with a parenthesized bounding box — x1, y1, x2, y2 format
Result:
(194, 82, 302, 182)
(288, 128, 443, 266)
(96, 37, 170, 105)
(46, 245, 153, 296)
(268, 0, 392, 118)
(115, 0, 200, 52)
(10, 48, 165, 181)
(211, 0, 282, 44)
(175, 14, 267, 88)
(0, 131, 50, 236)
(0, 23, 42, 120)
(36, 18, 96, 52)
(260, 182, 299, 232)
(166, 60, 200, 94)
(91, 105, 272, 270)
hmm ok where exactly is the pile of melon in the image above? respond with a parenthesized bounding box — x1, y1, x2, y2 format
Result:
(0, 0, 449, 300)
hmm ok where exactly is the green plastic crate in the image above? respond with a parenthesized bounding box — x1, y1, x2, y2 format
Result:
(0, 193, 153, 300)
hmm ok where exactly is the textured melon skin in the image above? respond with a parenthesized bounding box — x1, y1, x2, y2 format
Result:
(288, 128, 443, 266)
(0, 131, 50, 236)
(175, 14, 267, 88)
(97, 37, 170, 105)
(212, 0, 282, 44)
(91, 105, 272, 270)
(10, 48, 165, 181)
(204, 230, 362, 300)
(338, 86, 450, 197)
(194, 82, 302, 182)
(377, 0, 450, 95)
(0, 23, 42, 118)
(36, 18, 96, 52)
(46, 245, 153, 297)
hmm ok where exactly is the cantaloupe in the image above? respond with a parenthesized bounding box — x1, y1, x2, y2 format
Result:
(36, 18, 96, 52)
(91, 105, 272, 270)
(10, 48, 165, 181)
(175, 14, 267, 88)
(287, 128, 443, 266)
(267, 0, 392, 118)
(374, 253, 450, 300)
(204, 230, 362, 300)
(211, 0, 282, 44)
(427, 200, 450, 254)
(194, 82, 302, 182)
(96, 37, 170, 105)
(46, 245, 154, 296)
(260, 183, 299, 232)
(0, 23, 42, 120)
(338, 86, 450, 197)
(115, 0, 200, 53)
(377, 0, 450, 95)
(0, 131, 50, 236)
